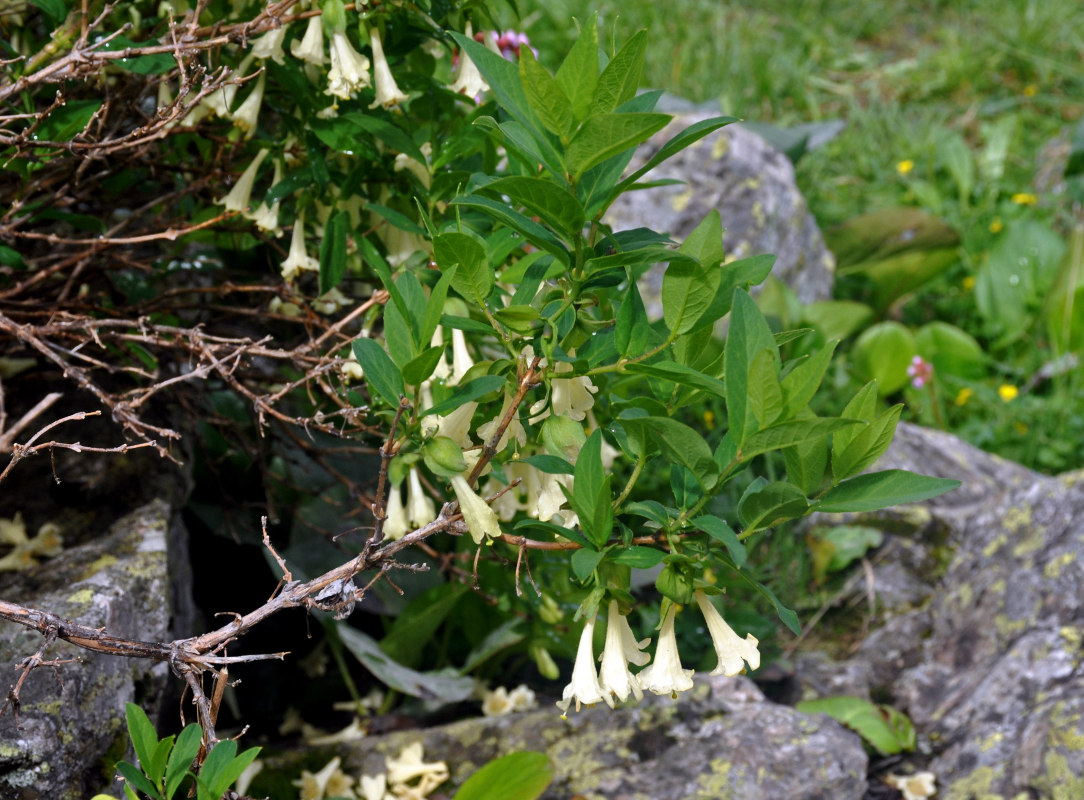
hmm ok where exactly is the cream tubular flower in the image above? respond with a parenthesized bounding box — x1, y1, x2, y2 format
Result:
(550, 360, 598, 421)
(385, 742, 449, 791)
(476, 393, 527, 452)
(359, 774, 392, 800)
(885, 772, 937, 800)
(383, 483, 409, 541)
(430, 327, 450, 381)
(217, 148, 269, 213)
(382, 225, 428, 267)
(637, 604, 694, 697)
(369, 27, 408, 109)
(290, 16, 326, 65)
(252, 25, 289, 64)
(449, 327, 473, 385)
(248, 158, 282, 235)
(556, 613, 610, 715)
(405, 467, 435, 527)
(598, 600, 647, 704)
(232, 71, 266, 137)
(449, 474, 501, 544)
(434, 400, 477, 448)
(536, 472, 571, 522)
(281, 210, 320, 282)
(694, 590, 760, 676)
(448, 22, 489, 99)
(292, 756, 352, 800)
(326, 31, 371, 100)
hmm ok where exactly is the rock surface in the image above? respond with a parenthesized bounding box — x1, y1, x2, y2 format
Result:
(605, 110, 836, 311)
(0, 499, 190, 800)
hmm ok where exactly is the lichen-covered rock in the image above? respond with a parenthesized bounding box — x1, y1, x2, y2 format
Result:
(605, 111, 835, 312)
(257, 675, 868, 800)
(0, 500, 188, 799)
(813, 423, 1084, 800)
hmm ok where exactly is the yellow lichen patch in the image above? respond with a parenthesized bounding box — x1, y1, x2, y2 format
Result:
(1002, 506, 1031, 535)
(711, 135, 729, 160)
(1044, 552, 1075, 579)
(670, 188, 694, 212)
(980, 731, 1004, 751)
(1012, 526, 1046, 558)
(1049, 702, 1084, 750)
(940, 764, 1004, 800)
(1034, 751, 1084, 800)
(695, 758, 733, 798)
(65, 588, 95, 606)
(983, 533, 1008, 558)
(953, 583, 973, 609)
(81, 555, 118, 580)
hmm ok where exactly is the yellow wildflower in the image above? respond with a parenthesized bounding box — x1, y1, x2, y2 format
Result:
(989, 218, 1003, 234)
(1011, 193, 1038, 206)
(998, 384, 1019, 402)
(896, 159, 914, 176)
(1022, 84, 1038, 97)
(962, 275, 976, 290)
(954, 387, 973, 406)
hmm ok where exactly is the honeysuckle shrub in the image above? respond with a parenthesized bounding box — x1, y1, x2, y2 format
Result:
(0, 0, 960, 733)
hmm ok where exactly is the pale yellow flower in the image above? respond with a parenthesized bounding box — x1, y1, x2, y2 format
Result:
(896, 159, 914, 176)
(1011, 192, 1038, 205)
(598, 600, 649, 704)
(637, 604, 694, 697)
(369, 27, 409, 109)
(290, 16, 326, 66)
(450, 474, 501, 544)
(998, 384, 1019, 402)
(217, 148, 269, 214)
(326, 31, 372, 100)
(694, 590, 760, 676)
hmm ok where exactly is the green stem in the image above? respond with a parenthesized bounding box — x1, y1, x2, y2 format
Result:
(614, 451, 647, 508)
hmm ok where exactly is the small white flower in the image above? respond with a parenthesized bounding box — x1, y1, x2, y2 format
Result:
(312, 286, 350, 315)
(450, 474, 501, 544)
(637, 604, 694, 697)
(292, 756, 353, 800)
(885, 772, 937, 800)
(247, 157, 282, 235)
(217, 147, 269, 214)
(383, 483, 409, 540)
(536, 472, 571, 522)
(694, 590, 760, 676)
(232, 71, 265, 137)
(598, 600, 649, 704)
(556, 613, 610, 715)
(385, 742, 449, 794)
(359, 773, 392, 800)
(449, 327, 473, 385)
(281, 210, 320, 282)
(405, 467, 435, 527)
(369, 27, 408, 109)
(326, 31, 372, 99)
(550, 360, 598, 422)
(481, 684, 537, 716)
(448, 23, 489, 99)
(251, 24, 289, 64)
(290, 16, 326, 65)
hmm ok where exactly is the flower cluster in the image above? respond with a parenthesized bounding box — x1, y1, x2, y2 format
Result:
(287, 742, 448, 800)
(557, 593, 759, 716)
(906, 355, 933, 389)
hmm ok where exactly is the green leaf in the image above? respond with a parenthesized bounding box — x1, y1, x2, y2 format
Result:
(460, 619, 525, 673)
(739, 417, 865, 462)
(195, 740, 261, 800)
(572, 547, 604, 581)
(37, 99, 101, 141)
(483, 118, 567, 181)
(146, 737, 173, 788)
(852, 322, 915, 395)
(679, 209, 725, 268)
(165, 726, 202, 800)
(610, 546, 666, 568)
(834, 381, 878, 457)
(614, 116, 738, 197)
(340, 112, 426, 164)
(451, 195, 571, 265)
(796, 697, 915, 755)
(450, 34, 541, 137)
(783, 422, 829, 496)
(691, 514, 746, 567)
(116, 762, 161, 800)
(914, 321, 986, 379)
(725, 289, 778, 444)
(624, 361, 725, 398)
(99, 35, 175, 74)
(366, 203, 428, 235)
(733, 571, 801, 635)
(318, 210, 349, 295)
(381, 584, 466, 667)
(554, 14, 599, 122)
(125, 704, 159, 785)
(691, 254, 777, 330)
(519, 48, 574, 138)
(573, 430, 612, 548)
(401, 346, 445, 386)
(619, 416, 718, 489)
(382, 271, 424, 366)
(817, 470, 960, 513)
(421, 269, 455, 347)
(28, 0, 67, 24)
(623, 500, 671, 527)
(832, 404, 903, 482)
(565, 113, 671, 179)
(480, 176, 585, 240)
(336, 622, 475, 701)
(421, 375, 505, 417)
(454, 751, 553, 800)
(662, 257, 720, 337)
(615, 276, 649, 357)
(0, 244, 27, 269)
(352, 338, 403, 407)
(746, 348, 784, 429)
(590, 30, 646, 114)
(781, 340, 838, 417)
(435, 232, 491, 304)
(514, 518, 590, 549)
(738, 481, 809, 532)
(518, 454, 574, 474)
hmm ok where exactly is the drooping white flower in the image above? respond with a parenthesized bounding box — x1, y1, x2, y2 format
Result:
(326, 31, 372, 100)
(290, 15, 326, 65)
(382, 225, 428, 267)
(369, 27, 408, 109)
(450, 474, 501, 544)
(694, 590, 760, 676)
(359, 773, 392, 800)
(556, 613, 610, 715)
(536, 472, 572, 522)
(637, 604, 695, 697)
(449, 327, 473, 385)
(394, 144, 432, 189)
(281, 210, 320, 282)
(476, 393, 527, 453)
(550, 360, 598, 421)
(251, 24, 289, 64)
(232, 71, 265, 137)
(383, 482, 409, 541)
(429, 327, 451, 381)
(247, 157, 282, 235)
(433, 400, 477, 448)
(385, 742, 449, 794)
(598, 600, 649, 704)
(217, 147, 269, 213)
(448, 23, 489, 99)
(405, 467, 435, 527)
